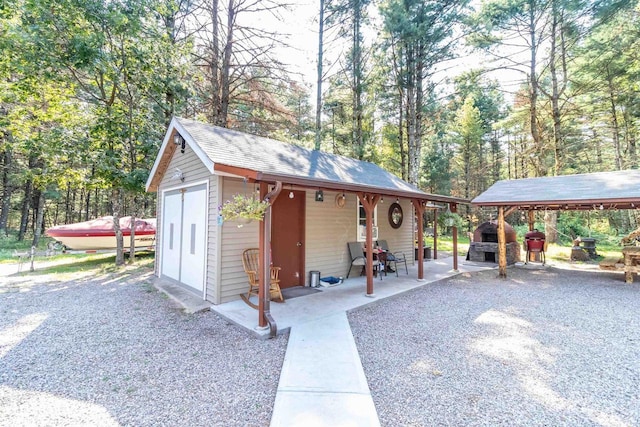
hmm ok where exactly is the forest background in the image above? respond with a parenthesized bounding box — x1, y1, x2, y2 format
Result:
(1, 0, 638, 253)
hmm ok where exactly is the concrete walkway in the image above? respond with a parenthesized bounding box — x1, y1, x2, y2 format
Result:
(156, 255, 497, 425)
(270, 312, 380, 427)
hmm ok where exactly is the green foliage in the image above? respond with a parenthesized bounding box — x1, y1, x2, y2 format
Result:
(220, 194, 269, 222)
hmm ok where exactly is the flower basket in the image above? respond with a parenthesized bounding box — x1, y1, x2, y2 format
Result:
(220, 194, 269, 222)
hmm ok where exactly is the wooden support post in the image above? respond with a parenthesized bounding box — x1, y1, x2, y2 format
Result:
(451, 203, 458, 271)
(433, 210, 438, 260)
(412, 200, 426, 279)
(258, 183, 268, 328)
(528, 210, 535, 231)
(498, 206, 507, 278)
(358, 192, 380, 296)
(259, 181, 281, 335)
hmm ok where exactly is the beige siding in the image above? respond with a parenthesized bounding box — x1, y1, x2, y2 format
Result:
(154, 144, 216, 300)
(218, 178, 260, 303)
(305, 194, 415, 283)
(304, 191, 357, 282)
(376, 199, 415, 265)
(204, 176, 219, 303)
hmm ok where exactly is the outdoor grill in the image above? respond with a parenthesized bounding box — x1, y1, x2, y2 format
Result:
(468, 221, 520, 264)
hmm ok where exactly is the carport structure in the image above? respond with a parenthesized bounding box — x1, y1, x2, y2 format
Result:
(472, 170, 640, 277)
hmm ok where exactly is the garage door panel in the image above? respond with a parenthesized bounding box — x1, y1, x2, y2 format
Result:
(161, 192, 182, 281)
(180, 188, 207, 291)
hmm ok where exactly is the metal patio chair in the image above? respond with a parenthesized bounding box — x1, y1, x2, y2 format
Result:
(346, 242, 381, 279)
(377, 240, 408, 276)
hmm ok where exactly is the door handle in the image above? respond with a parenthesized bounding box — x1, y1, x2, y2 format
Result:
(296, 242, 302, 247)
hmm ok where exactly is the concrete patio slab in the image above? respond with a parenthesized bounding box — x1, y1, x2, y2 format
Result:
(211, 255, 496, 338)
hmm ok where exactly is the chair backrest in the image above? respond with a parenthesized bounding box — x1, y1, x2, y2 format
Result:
(347, 242, 364, 261)
(242, 248, 260, 275)
(377, 240, 390, 251)
(526, 239, 545, 251)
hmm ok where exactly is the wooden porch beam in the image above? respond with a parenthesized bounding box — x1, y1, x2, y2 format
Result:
(504, 206, 518, 217)
(450, 203, 458, 272)
(259, 181, 282, 337)
(498, 206, 507, 278)
(357, 192, 380, 296)
(433, 209, 438, 260)
(412, 199, 426, 279)
(528, 210, 535, 231)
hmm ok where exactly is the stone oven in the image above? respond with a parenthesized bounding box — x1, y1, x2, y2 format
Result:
(468, 221, 520, 264)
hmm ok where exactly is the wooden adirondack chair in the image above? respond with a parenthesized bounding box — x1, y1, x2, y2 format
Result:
(241, 248, 284, 303)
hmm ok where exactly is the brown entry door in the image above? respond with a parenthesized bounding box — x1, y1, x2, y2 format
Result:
(271, 190, 305, 288)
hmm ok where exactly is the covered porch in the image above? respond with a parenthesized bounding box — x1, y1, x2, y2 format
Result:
(210, 254, 496, 338)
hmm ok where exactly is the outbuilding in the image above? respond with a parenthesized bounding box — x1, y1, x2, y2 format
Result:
(472, 169, 640, 277)
(146, 117, 466, 332)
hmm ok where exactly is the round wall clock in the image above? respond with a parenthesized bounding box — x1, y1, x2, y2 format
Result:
(335, 193, 346, 208)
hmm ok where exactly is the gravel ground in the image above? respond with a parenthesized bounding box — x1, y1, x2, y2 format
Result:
(0, 259, 288, 427)
(349, 265, 640, 427)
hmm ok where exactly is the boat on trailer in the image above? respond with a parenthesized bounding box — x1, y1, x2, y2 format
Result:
(46, 216, 156, 251)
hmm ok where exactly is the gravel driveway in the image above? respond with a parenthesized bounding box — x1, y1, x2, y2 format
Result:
(349, 265, 640, 427)
(0, 260, 288, 427)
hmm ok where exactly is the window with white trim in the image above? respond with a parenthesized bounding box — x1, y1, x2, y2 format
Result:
(357, 200, 378, 242)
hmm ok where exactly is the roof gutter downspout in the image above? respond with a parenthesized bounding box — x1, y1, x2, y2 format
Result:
(259, 181, 282, 338)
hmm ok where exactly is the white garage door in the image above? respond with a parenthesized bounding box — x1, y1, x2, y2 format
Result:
(161, 184, 207, 294)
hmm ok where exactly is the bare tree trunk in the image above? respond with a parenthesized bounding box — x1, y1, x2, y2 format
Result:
(217, 0, 234, 128)
(528, 0, 542, 164)
(32, 175, 47, 248)
(549, 4, 563, 175)
(415, 41, 424, 186)
(112, 187, 125, 266)
(398, 89, 406, 181)
(0, 148, 12, 236)
(624, 109, 637, 168)
(406, 46, 418, 186)
(352, 0, 363, 160)
(314, 0, 325, 151)
(544, 210, 558, 243)
(209, 0, 221, 124)
(18, 156, 36, 241)
(606, 66, 623, 170)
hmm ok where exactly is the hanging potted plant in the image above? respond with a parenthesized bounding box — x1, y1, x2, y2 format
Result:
(220, 194, 269, 223)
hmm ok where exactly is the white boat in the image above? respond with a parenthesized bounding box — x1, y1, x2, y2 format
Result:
(46, 216, 156, 251)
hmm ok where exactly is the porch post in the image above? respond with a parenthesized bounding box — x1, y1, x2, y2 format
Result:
(259, 181, 282, 335)
(528, 210, 535, 231)
(358, 192, 380, 296)
(451, 203, 458, 272)
(412, 199, 425, 280)
(498, 206, 507, 278)
(433, 209, 438, 260)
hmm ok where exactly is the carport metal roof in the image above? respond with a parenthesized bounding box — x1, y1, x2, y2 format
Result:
(472, 169, 640, 211)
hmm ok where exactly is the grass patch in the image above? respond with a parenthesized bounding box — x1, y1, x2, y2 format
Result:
(11, 251, 155, 277)
(0, 234, 58, 263)
(434, 233, 625, 264)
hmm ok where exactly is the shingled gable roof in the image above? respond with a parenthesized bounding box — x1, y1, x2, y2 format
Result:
(146, 117, 466, 204)
(472, 169, 640, 210)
